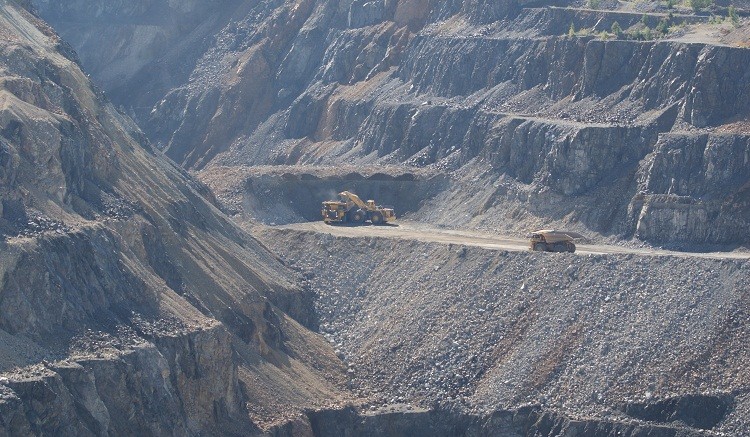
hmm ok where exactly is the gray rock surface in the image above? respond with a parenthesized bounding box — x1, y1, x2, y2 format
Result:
(9, 0, 750, 434)
(630, 134, 750, 244)
(0, 3, 349, 434)
(259, 228, 750, 435)
(34, 0, 750, 245)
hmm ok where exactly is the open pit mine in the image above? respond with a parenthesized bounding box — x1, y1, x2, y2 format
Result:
(1, 0, 749, 435)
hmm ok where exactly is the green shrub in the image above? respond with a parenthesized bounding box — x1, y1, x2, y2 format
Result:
(569, 22, 576, 37)
(729, 5, 740, 26)
(611, 21, 623, 37)
(589, 0, 602, 8)
(655, 18, 669, 34)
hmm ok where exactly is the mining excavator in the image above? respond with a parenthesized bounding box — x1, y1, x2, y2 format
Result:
(321, 191, 395, 225)
(529, 230, 584, 253)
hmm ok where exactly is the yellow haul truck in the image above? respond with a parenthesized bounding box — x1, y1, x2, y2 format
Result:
(322, 191, 395, 225)
(529, 230, 584, 253)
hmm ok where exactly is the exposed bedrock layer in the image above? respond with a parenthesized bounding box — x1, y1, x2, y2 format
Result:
(0, 323, 251, 436)
(3, 1, 750, 434)
(0, 2, 348, 434)
(630, 133, 750, 245)
(34, 0, 750, 245)
(268, 404, 713, 436)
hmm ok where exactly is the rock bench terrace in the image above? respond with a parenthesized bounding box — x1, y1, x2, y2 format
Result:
(0, 0, 748, 435)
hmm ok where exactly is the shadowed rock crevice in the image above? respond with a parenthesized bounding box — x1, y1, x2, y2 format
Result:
(270, 404, 711, 436)
(619, 393, 733, 430)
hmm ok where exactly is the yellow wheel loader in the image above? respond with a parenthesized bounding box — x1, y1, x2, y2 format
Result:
(529, 230, 584, 253)
(321, 191, 396, 225)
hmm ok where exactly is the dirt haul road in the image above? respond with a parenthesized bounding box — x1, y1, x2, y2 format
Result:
(276, 221, 750, 260)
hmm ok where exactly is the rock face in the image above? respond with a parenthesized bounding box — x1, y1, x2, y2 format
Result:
(0, 1, 348, 434)
(631, 133, 750, 244)
(4, 0, 750, 433)
(33, 0, 750, 245)
(30, 0, 243, 124)
(271, 405, 710, 436)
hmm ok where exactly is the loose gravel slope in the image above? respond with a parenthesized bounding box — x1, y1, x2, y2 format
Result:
(257, 226, 750, 435)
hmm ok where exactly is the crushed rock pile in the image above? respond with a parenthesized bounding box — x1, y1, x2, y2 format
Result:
(259, 228, 750, 435)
